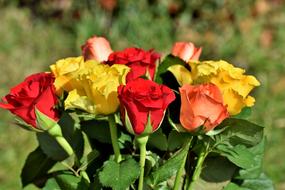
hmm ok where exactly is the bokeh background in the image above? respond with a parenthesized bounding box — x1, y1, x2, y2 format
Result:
(0, 0, 284, 189)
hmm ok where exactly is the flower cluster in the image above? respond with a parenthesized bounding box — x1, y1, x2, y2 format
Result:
(0, 36, 265, 190)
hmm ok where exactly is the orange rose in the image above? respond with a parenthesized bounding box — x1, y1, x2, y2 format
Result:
(171, 42, 202, 62)
(81, 36, 113, 62)
(179, 83, 229, 132)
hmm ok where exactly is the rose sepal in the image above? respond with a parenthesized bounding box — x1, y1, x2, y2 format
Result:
(35, 108, 58, 131)
(124, 109, 163, 136)
(205, 125, 230, 136)
(14, 118, 42, 132)
(35, 108, 74, 157)
(167, 112, 187, 133)
(124, 108, 135, 135)
(168, 111, 223, 135)
(141, 113, 154, 135)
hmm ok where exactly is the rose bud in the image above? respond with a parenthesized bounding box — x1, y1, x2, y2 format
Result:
(118, 78, 175, 135)
(0, 73, 59, 128)
(107, 47, 160, 81)
(81, 36, 113, 62)
(179, 83, 229, 132)
(171, 42, 202, 62)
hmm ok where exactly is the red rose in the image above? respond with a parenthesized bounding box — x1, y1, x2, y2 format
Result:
(81, 36, 113, 62)
(179, 83, 229, 132)
(171, 42, 202, 62)
(0, 73, 59, 128)
(107, 47, 160, 81)
(118, 78, 175, 135)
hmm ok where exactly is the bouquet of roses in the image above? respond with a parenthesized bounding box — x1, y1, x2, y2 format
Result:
(0, 36, 272, 190)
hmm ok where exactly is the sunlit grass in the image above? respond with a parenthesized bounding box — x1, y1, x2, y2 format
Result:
(0, 6, 75, 189)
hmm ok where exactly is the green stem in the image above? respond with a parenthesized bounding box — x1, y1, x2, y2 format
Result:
(184, 175, 190, 190)
(136, 135, 149, 190)
(173, 137, 193, 190)
(55, 136, 74, 157)
(61, 161, 79, 177)
(108, 114, 122, 163)
(187, 146, 209, 190)
(47, 124, 74, 157)
(47, 124, 87, 178)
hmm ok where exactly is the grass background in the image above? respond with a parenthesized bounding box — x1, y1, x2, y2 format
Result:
(0, 0, 285, 189)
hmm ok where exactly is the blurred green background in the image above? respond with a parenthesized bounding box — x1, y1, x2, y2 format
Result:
(0, 0, 284, 189)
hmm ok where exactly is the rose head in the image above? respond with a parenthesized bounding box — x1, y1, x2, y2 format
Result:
(50, 56, 90, 95)
(107, 47, 160, 81)
(81, 36, 113, 62)
(64, 63, 130, 115)
(180, 83, 229, 132)
(189, 60, 260, 115)
(171, 42, 202, 62)
(0, 73, 59, 128)
(118, 78, 175, 135)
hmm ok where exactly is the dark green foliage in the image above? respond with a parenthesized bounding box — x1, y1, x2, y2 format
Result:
(21, 147, 56, 187)
(98, 158, 140, 190)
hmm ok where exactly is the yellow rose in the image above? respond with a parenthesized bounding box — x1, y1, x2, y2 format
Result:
(50, 56, 98, 95)
(189, 60, 260, 115)
(168, 60, 260, 115)
(64, 63, 130, 115)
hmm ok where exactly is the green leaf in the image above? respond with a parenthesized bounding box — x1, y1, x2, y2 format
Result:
(214, 118, 264, 147)
(23, 184, 42, 190)
(79, 149, 100, 171)
(59, 112, 84, 159)
(75, 110, 108, 121)
(155, 54, 186, 84)
(21, 147, 56, 187)
(58, 112, 76, 133)
(150, 181, 171, 190)
(54, 172, 82, 190)
(223, 173, 274, 190)
(76, 177, 90, 190)
(192, 179, 230, 190)
(118, 131, 133, 148)
(241, 173, 274, 190)
(99, 158, 140, 190)
(37, 113, 85, 161)
(81, 120, 111, 144)
(211, 118, 265, 175)
(190, 156, 238, 190)
(42, 178, 60, 190)
(167, 130, 190, 151)
(216, 144, 255, 169)
(44, 171, 89, 190)
(201, 156, 237, 183)
(69, 129, 84, 159)
(232, 107, 252, 119)
(145, 152, 160, 176)
(89, 175, 104, 190)
(148, 128, 168, 151)
(237, 138, 265, 179)
(148, 140, 189, 186)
